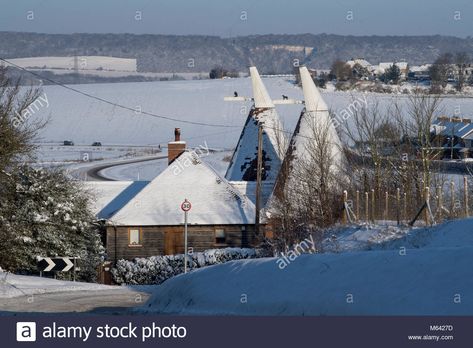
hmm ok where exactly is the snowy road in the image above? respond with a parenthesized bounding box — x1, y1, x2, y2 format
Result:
(0, 288, 150, 314)
(0, 273, 151, 314)
(67, 154, 167, 181)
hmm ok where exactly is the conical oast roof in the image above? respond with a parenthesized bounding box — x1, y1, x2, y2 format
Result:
(289, 66, 343, 166)
(249, 66, 275, 109)
(225, 67, 286, 185)
(272, 66, 344, 200)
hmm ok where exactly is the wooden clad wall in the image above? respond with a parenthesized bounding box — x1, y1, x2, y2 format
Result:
(106, 224, 255, 261)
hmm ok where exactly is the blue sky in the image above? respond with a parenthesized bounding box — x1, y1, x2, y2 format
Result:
(0, 0, 472, 37)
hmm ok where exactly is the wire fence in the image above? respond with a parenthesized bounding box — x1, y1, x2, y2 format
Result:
(341, 176, 471, 226)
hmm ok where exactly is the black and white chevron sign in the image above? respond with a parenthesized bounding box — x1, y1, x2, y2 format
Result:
(37, 257, 76, 272)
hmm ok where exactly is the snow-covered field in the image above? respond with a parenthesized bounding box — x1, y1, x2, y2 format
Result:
(99, 150, 232, 181)
(6, 56, 137, 72)
(29, 77, 473, 172)
(35, 144, 161, 167)
(138, 219, 473, 315)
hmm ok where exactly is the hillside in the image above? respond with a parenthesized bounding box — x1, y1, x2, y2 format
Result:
(1, 32, 473, 73)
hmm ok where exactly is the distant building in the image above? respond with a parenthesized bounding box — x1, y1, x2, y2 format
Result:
(408, 64, 432, 81)
(373, 62, 409, 79)
(431, 116, 473, 159)
(345, 58, 375, 80)
(346, 58, 372, 70)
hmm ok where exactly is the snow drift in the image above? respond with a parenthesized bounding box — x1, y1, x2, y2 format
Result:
(138, 219, 473, 315)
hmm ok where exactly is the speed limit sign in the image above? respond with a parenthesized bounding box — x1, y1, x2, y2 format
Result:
(181, 199, 192, 212)
(181, 198, 191, 274)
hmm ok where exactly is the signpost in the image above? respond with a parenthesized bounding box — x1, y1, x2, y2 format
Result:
(37, 257, 79, 281)
(181, 198, 192, 273)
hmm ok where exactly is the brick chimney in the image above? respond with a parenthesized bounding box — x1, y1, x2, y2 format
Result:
(168, 128, 186, 164)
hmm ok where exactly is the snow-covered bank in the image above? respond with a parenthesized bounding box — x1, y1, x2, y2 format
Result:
(323, 219, 473, 253)
(138, 219, 473, 315)
(0, 272, 115, 298)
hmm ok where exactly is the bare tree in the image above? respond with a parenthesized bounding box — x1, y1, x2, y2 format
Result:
(429, 53, 453, 92)
(342, 91, 443, 219)
(329, 60, 352, 81)
(270, 111, 345, 252)
(455, 52, 470, 92)
(0, 66, 44, 175)
(342, 98, 392, 195)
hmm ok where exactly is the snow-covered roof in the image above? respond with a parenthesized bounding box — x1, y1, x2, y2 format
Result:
(298, 66, 343, 161)
(275, 66, 343, 186)
(346, 58, 371, 69)
(111, 151, 255, 226)
(410, 64, 432, 73)
(225, 67, 286, 183)
(376, 62, 409, 73)
(84, 181, 149, 219)
(229, 181, 276, 207)
(250, 66, 274, 108)
(432, 117, 473, 139)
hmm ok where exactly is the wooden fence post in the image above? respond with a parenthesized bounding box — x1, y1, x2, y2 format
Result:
(384, 191, 389, 221)
(403, 192, 407, 223)
(464, 176, 469, 218)
(424, 187, 430, 225)
(396, 188, 400, 225)
(450, 181, 455, 217)
(342, 190, 348, 224)
(436, 186, 442, 220)
(356, 190, 360, 222)
(371, 189, 375, 223)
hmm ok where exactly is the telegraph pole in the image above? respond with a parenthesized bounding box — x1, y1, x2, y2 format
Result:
(255, 122, 263, 236)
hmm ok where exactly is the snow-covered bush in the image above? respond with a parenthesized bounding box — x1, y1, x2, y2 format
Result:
(112, 248, 271, 285)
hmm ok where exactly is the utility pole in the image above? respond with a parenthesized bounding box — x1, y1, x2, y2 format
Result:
(451, 125, 455, 160)
(255, 122, 263, 236)
(74, 55, 79, 84)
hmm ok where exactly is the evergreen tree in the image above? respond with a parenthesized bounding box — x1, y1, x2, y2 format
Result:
(0, 166, 104, 281)
(0, 66, 103, 281)
(385, 64, 401, 84)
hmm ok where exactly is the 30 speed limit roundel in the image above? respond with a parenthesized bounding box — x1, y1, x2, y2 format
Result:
(181, 199, 192, 212)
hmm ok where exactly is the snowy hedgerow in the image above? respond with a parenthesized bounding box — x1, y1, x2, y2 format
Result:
(112, 248, 271, 285)
(0, 166, 104, 281)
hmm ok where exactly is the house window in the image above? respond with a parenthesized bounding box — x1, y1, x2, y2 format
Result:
(215, 229, 226, 244)
(128, 228, 142, 246)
